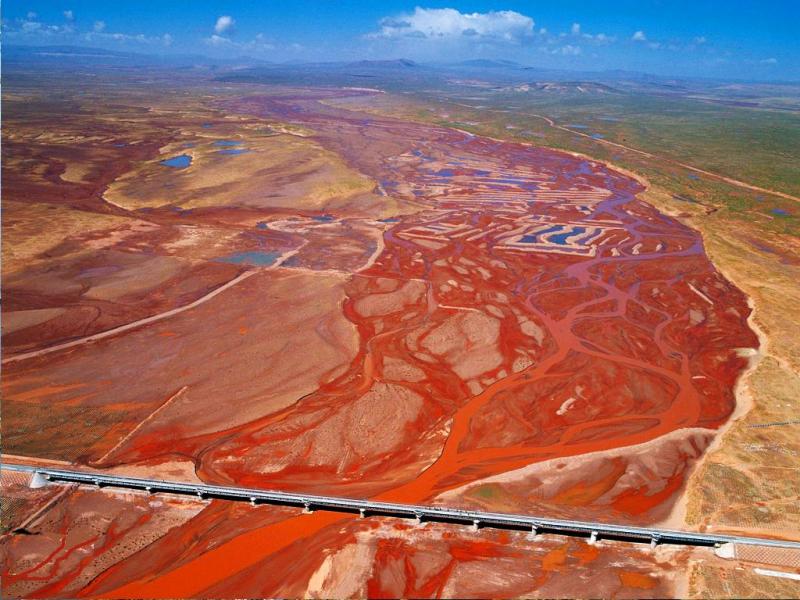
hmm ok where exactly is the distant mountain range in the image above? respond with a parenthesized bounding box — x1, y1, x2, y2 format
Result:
(451, 59, 523, 69)
(344, 59, 418, 68)
(5, 44, 799, 90)
(2, 44, 267, 69)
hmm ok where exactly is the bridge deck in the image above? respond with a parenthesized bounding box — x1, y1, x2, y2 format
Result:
(5, 463, 799, 550)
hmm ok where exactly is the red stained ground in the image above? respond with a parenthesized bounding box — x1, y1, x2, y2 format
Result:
(3, 89, 757, 597)
(185, 91, 756, 502)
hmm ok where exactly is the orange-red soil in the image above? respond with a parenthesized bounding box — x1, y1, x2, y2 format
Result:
(2, 87, 757, 596)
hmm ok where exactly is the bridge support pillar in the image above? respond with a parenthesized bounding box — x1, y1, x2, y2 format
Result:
(650, 536, 659, 550)
(250, 497, 258, 507)
(589, 531, 598, 545)
(197, 491, 206, 501)
(470, 520, 480, 532)
(414, 513, 422, 526)
(145, 486, 153, 495)
(529, 525, 538, 539)
(359, 508, 366, 519)
(29, 471, 49, 489)
(302, 502, 313, 514)
(92, 478, 102, 488)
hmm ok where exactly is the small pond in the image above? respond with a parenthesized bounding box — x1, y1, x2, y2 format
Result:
(216, 251, 280, 266)
(160, 154, 192, 169)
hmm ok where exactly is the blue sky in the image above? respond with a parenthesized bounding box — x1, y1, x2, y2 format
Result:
(3, 1, 799, 79)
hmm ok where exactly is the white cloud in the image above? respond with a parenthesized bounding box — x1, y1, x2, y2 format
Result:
(760, 57, 778, 64)
(206, 33, 232, 47)
(214, 15, 235, 35)
(632, 30, 646, 41)
(252, 33, 276, 48)
(13, 17, 71, 35)
(26, 11, 37, 19)
(582, 31, 614, 43)
(83, 29, 169, 46)
(4, 12, 169, 47)
(110, 32, 146, 42)
(564, 22, 614, 43)
(21, 20, 42, 32)
(694, 36, 707, 44)
(552, 44, 581, 56)
(205, 32, 275, 53)
(368, 7, 534, 44)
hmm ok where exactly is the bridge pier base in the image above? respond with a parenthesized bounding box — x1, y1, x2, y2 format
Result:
(470, 519, 480, 532)
(250, 497, 258, 507)
(589, 531, 598, 545)
(302, 502, 313, 514)
(529, 525, 538, 539)
(650, 536, 659, 550)
(359, 508, 366, 519)
(29, 471, 49, 489)
(414, 513, 422, 526)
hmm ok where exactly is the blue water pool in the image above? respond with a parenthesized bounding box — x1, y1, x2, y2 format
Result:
(160, 154, 192, 169)
(216, 251, 280, 266)
(550, 227, 586, 245)
(520, 225, 562, 243)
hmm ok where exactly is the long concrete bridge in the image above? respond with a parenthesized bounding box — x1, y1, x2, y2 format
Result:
(6, 463, 800, 551)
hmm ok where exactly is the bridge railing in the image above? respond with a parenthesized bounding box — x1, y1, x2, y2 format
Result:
(5, 463, 799, 551)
